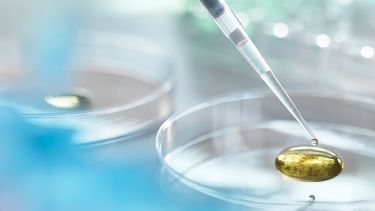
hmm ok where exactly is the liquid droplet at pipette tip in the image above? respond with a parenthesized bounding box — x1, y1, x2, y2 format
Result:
(310, 138, 318, 146)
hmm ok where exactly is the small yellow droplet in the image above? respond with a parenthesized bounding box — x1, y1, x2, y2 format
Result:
(275, 146, 344, 182)
(45, 94, 90, 110)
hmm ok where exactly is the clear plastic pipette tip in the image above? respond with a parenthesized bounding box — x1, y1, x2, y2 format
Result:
(200, 0, 317, 140)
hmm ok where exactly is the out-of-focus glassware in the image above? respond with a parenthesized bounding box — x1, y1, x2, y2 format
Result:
(0, 31, 174, 145)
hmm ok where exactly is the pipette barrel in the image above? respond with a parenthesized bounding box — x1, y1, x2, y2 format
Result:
(200, 0, 317, 140)
(200, 0, 225, 18)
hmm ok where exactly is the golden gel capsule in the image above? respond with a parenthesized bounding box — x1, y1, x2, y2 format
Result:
(45, 94, 91, 110)
(275, 146, 344, 182)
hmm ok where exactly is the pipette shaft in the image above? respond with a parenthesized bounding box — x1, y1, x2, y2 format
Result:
(200, 0, 316, 139)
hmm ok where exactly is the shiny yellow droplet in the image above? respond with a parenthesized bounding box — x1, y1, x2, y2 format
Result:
(275, 146, 344, 182)
(45, 94, 90, 110)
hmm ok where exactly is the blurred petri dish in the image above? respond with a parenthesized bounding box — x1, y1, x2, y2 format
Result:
(156, 91, 375, 210)
(0, 31, 173, 145)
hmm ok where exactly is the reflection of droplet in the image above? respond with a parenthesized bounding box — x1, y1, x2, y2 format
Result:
(309, 194, 315, 202)
(275, 146, 344, 182)
(45, 94, 90, 110)
(310, 138, 318, 146)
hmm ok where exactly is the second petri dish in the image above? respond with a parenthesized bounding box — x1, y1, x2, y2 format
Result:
(0, 31, 173, 145)
(156, 91, 375, 210)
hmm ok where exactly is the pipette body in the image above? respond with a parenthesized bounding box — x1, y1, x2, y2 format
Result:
(200, 0, 316, 139)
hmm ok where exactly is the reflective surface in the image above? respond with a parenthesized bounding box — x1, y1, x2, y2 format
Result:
(157, 92, 375, 209)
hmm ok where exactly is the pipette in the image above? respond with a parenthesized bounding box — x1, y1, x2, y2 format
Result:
(200, 0, 317, 140)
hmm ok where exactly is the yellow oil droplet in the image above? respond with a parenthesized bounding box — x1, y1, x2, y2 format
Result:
(45, 94, 90, 110)
(275, 146, 344, 182)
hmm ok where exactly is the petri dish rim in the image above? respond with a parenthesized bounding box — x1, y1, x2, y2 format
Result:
(155, 90, 375, 208)
(3, 31, 174, 119)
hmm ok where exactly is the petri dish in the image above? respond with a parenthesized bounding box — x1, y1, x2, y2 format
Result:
(156, 91, 375, 210)
(0, 31, 173, 145)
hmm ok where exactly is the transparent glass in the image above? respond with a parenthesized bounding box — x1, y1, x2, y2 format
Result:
(0, 31, 173, 145)
(156, 91, 375, 210)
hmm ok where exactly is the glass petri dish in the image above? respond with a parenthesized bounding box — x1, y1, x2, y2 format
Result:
(0, 31, 173, 145)
(156, 91, 375, 210)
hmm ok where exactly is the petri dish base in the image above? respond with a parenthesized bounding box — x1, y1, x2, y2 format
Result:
(156, 92, 375, 210)
(0, 31, 173, 145)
